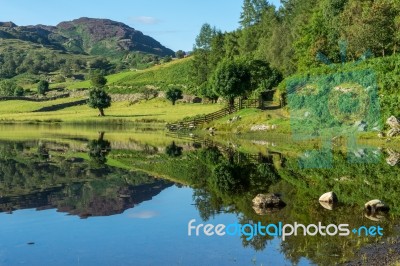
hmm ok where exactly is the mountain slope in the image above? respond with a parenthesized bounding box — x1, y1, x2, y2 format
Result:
(0, 17, 174, 57)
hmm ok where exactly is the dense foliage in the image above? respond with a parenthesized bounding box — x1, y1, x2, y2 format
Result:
(87, 88, 112, 116)
(165, 87, 184, 105)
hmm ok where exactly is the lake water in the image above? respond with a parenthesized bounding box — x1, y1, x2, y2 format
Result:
(0, 125, 399, 265)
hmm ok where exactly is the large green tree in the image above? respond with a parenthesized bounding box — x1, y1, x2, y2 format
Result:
(0, 80, 17, 96)
(90, 72, 107, 88)
(87, 88, 112, 116)
(211, 59, 251, 106)
(165, 87, 183, 105)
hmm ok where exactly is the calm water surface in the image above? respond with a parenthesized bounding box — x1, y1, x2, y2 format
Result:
(0, 124, 399, 265)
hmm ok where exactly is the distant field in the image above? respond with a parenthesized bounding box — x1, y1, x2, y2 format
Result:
(0, 97, 221, 123)
(61, 57, 192, 93)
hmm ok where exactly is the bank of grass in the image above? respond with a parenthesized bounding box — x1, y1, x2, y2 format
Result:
(0, 97, 221, 124)
(202, 107, 291, 134)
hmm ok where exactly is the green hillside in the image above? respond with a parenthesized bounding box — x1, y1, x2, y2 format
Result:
(64, 57, 192, 93)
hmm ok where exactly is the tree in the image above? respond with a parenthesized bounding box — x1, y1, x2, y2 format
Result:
(165, 87, 183, 105)
(240, 0, 269, 28)
(162, 55, 173, 63)
(175, 50, 186, 59)
(14, 86, 24, 96)
(87, 88, 112, 116)
(0, 80, 17, 96)
(37, 80, 49, 95)
(194, 23, 216, 51)
(247, 59, 282, 99)
(210, 59, 251, 106)
(165, 142, 183, 157)
(88, 58, 114, 74)
(191, 23, 217, 88)
(90, 72, 107, 88)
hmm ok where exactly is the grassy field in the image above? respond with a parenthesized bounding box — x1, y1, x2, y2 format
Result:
(0, 97, 221, 123)
(55, 57, 192, 93)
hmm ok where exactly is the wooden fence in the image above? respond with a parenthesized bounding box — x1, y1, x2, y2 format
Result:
(166, 98, 277, 131)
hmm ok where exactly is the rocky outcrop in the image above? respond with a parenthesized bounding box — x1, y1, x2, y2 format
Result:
(252, 193, 286, 215)
(0, 17, 174, 57)
(386, 116, 400, 137)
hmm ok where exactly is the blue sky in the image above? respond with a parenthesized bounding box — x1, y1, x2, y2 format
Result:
(0, 0, 281, 51)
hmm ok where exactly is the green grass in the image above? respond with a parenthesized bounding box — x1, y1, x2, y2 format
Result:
(203, 107, 291, 134)
(0, 97, 85, 113)
(0, 97, 222, 124)
(62, 57, 192, 93)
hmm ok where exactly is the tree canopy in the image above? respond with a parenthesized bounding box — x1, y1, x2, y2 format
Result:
(87, 88, 112, 116)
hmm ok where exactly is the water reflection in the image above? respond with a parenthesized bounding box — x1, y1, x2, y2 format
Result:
(87, 132, 111, 166)
(0, 129, 399, 265)
(0, 139, 173, 218)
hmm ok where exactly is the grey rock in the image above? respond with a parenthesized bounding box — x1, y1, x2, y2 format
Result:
(252, 193, 286, 215)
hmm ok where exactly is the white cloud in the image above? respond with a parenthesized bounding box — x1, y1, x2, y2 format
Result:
(127, 211, 158, 219)
(131, 16, 160, 25)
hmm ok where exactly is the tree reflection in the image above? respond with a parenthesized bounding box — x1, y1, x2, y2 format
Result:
(87, 132, 111, 166)
(165, 141, 183, 157)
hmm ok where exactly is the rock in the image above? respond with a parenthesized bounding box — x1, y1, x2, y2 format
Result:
(250, 125, 270, 131)
(364, 212, 386, 222)
(386, 116, 400, 129)
(319, 192, 338, 210)
(386, 116, 400, 137)
(192, 97, 202, 103)
(252, 193, 286, 215)
(386, 149, 400, 166)
(319, 191, 338, 203)
(364, 199, 389, 213)
(388, 128, 400, 137)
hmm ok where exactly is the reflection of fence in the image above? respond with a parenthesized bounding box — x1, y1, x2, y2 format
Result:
(167, 99, 278, 131)
(166, 132, 282, 162)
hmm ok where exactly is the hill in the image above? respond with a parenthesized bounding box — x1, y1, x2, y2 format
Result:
(64, 57, 192, 93)
(0, 17, 174, 57)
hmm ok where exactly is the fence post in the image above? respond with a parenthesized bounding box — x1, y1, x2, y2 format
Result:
(258, 96, 264, 109)
(239, 98, 243, 110)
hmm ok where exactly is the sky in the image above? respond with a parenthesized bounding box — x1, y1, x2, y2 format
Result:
(0, 0, 281, 51)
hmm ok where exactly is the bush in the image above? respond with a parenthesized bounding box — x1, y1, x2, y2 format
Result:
(14, 86, 24, 96)
(37, 80, 49, 95)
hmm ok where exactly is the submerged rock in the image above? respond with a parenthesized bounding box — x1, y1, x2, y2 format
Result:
(252, 193, 286, 215)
